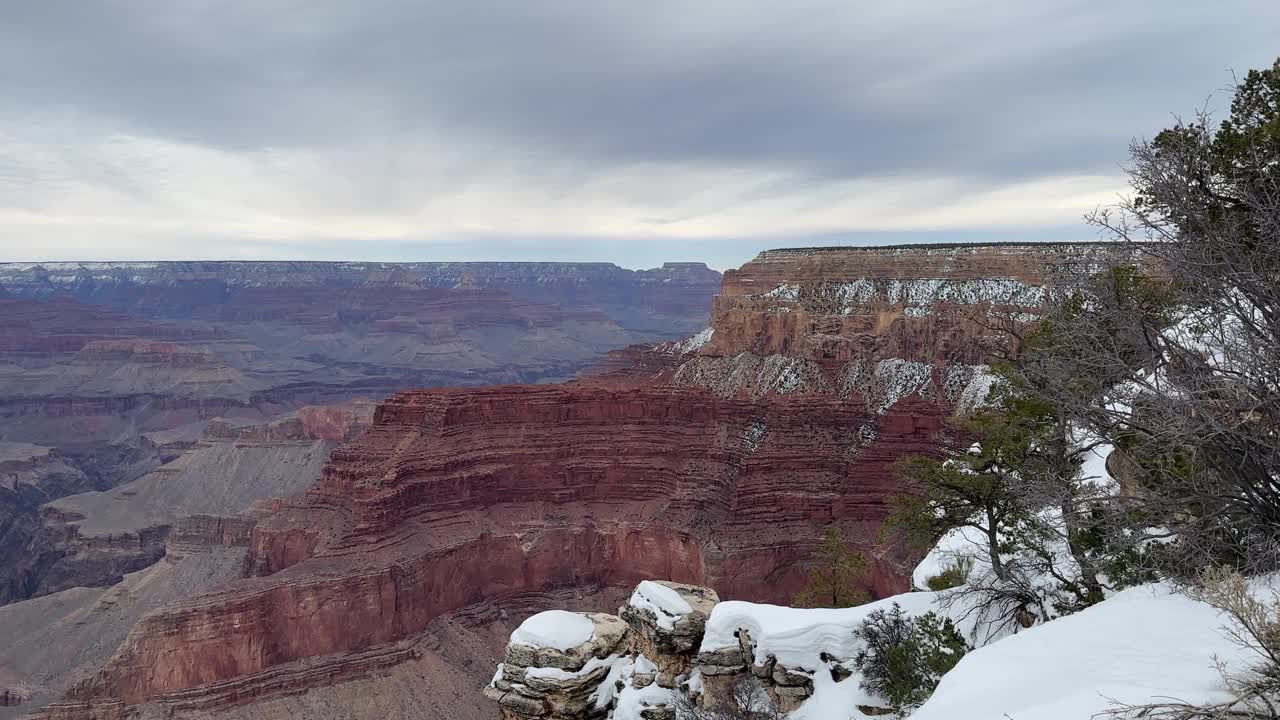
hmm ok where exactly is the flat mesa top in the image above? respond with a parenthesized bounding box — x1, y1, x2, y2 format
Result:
(763, 240, 1122, 254)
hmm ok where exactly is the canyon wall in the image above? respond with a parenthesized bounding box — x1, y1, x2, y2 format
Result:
(23, 401, 373, 602)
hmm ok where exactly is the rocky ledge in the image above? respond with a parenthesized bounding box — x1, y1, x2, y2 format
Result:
(485, 581, 718, 720)
(484, 580, 870, 719)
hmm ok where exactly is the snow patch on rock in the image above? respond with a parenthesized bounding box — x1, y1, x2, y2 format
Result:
(743, 420, 768, 453)
(630, 580, 695, 631)
(700, 593, 957, 673)
(612, 678, 675, 720)
(671, 327, 714, 354)
(672, 353, 832, 398)
(510, 610, 596, 650)
(872, 359, 935, 412)
(947, 364, 997, 413)
(752, 277, 1048, 313)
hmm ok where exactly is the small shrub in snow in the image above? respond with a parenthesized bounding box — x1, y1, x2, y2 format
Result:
(924, 555, 974, 592)
(853, 604, 969, 714)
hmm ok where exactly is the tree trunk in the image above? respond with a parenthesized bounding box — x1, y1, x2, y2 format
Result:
(984, 506, 1008, 581)
(1061, 498, 1105, 605)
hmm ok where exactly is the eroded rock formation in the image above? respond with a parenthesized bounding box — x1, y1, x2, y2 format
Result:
(22, 401, 374, 601)
(485, 579, 888, 719)
(486, 581, 717, 720)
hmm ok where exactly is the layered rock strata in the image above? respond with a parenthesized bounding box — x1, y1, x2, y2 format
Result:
(0, 536, 250, 720)
(0, 440, 165, 606)
(23, 402, 373, 600)
(30, 380, 931, 718)
(0, 261, 721, 340)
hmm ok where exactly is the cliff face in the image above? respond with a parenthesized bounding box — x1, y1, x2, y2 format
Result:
(10, 243, 1140, 720)
(704, 242, 1118, 367)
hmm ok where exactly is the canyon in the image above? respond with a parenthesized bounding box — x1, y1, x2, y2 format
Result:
(0, 261, 720, 608)
(0, 244, 1129, 720)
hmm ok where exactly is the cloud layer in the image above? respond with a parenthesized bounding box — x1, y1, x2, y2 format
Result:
(2, 1, 1277, 268)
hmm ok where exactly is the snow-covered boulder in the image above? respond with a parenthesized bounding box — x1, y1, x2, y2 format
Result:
(622, 581, 720, 687)
(485, 611, 630, 719)
(505, 610, 629, 671)
(485, 584, 719, 720)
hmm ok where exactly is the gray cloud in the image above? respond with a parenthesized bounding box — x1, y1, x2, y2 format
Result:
(1, 0, 1277, 266)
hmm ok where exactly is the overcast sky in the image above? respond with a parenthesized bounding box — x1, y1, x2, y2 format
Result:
(1, 1, 1276, 270)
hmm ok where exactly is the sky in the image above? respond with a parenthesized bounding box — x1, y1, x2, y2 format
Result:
(1, 2, 1277, 270)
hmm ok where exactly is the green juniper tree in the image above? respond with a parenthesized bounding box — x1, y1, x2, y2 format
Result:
(888, 388, 1041, 585)
(852, 604, 969, 714)
(791, 527, 870, 608)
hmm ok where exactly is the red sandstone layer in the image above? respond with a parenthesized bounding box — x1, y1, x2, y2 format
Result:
(43, 382, 937, 715)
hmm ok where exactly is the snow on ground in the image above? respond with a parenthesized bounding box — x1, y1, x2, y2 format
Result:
(701, 593, 952, 671)
(590, 656, 635, 708)
(629, 581, 694, 630)
(703, 498, 1256, 720)
(911, 583, 1247, 720)
(703, 580, 1256, 720)
(589, 654, 676, 718)
(612, 679, 675, 720)
(702, 591, 999, 720)
(509, 610, 595, 650)
(792, 661, 883, 720)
